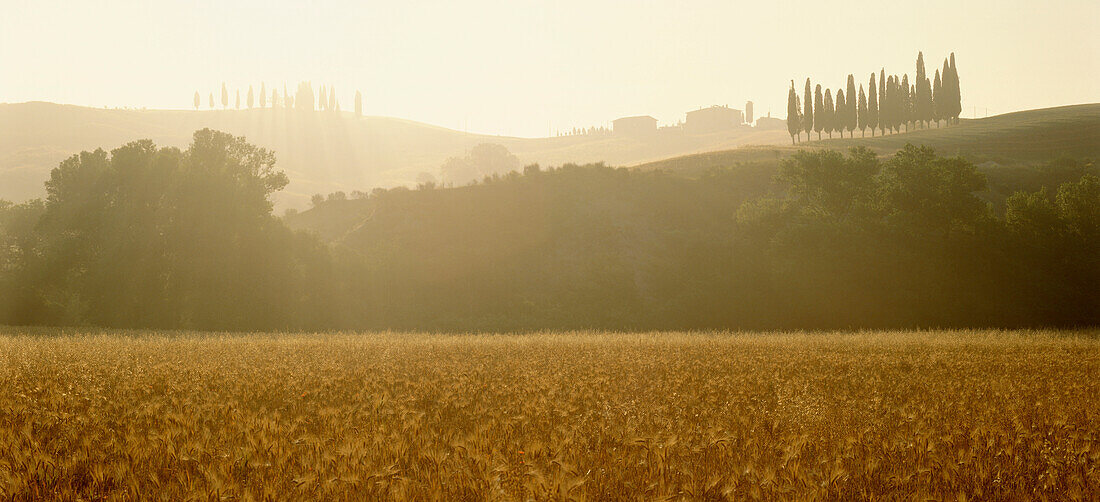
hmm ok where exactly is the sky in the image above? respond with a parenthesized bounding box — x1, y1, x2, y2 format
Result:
(2, 0, 1097, 138)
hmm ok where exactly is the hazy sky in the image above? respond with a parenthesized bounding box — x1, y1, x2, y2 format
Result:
(2, 0, 1097, 137)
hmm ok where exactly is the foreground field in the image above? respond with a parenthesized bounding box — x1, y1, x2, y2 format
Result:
(0, 329, 1098, 500)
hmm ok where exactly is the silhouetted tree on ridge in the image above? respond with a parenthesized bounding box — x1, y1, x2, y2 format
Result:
(260, 83, 267, 108)
(247, 86, 254, 108)
(193, 92, 200, 110)
(803, 79, 814, 142)
(868, 73, 878, 136)
(813, 84, 824, 140)
(857, 84, 868, 137)
(787, 81, 801, 144)
(823, 89, 834, 139)
(835, 89, 846, 138)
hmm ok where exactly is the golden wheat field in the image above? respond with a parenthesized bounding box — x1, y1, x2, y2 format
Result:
(0, 329, 1098, 501)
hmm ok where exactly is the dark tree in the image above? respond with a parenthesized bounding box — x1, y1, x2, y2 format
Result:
(916, 52, 930, 127)
(879, 69, 887, 134)
(948, 53, 962, 124)
(933, 69, 943, 126)
(868, 73, 878, 136)
(900, 74, 910, 131)
(942, 58, 953, 125)
(835, 89, 846, 138)
(823, 89, 834, 139)
(813, 84, 824, 140)
(857, 84, 868, 137)
(786, 81, 800, 144)
(803, 79, 814, 142)
(845, 74, 857, 137)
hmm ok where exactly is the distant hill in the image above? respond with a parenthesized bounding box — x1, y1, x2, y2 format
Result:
(0, 102, 790, 208)
(635, 103, 1100, 175)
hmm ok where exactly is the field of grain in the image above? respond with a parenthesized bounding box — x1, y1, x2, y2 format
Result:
(0, 329, 1097, 500)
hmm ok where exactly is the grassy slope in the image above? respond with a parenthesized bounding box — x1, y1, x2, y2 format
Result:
(0, 102, 790, 208)
(635, 103, 1100, 175)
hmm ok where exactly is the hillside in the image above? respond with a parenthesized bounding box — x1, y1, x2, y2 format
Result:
(0, 102, 790, 208)
(636, 103, 1100, 175)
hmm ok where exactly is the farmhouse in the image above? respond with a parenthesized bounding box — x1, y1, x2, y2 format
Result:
(612, 115, 657, 136)
(685, 105, 744, 134)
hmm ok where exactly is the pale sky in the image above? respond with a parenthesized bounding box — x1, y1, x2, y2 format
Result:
(2, 0, 1097, 137)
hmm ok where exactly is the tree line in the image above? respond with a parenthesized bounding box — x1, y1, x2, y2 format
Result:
(787, 52, 961, 144)
(192, 82, 366, 118)
(1, 131, 1095, 331)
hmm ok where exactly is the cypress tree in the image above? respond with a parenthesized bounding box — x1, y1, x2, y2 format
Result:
(900, 74, 910, 131)
(328, 85, 336, 111)
(318, 85, 327, 111)
(933, 69, 943, 126)
(823, 89, 834, 139)
(942, 59, 952, 125)
(857, 84, 868, 137)
(260, 83, 267, 108)
(803, 79, 814, 142)
(879, 69, 887, 134)
(846, 74, 857, 137)
(247, 86, 254, 108)
(916, 52, 930, 127)
(208, 93, 214, 109)
(948, 53, 961, 124)
(786, 81, 800, 144)
(868, 73, 878, 136)
(193, 91, 200, 110)
(355, 90, 363, 119)
(235, 90, 240, 109)
(813, 84, 824, 140)
(835, 89, 846, 138)
(221, 83, 228, 109)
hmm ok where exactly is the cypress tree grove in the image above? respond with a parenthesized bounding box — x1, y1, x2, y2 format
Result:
(787, 81, 801, 144)
(868, 73, 878, 136)
(247, 86, 254, 108)
(813, 84, 824, 140)
(803, 79, 814, 142)
(823, 89, 834, 139)
(933, 69, 943, 126)
(857, 84, 868, 137)
(193, 91, 200, 110)
(846, 74, 857, 137)
(260, 83, 267, 108)
(835, 90, 847, 138)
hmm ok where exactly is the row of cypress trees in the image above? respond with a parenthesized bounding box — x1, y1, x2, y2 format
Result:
(786, 52, 961, 144)
(192, 83, 366, 118)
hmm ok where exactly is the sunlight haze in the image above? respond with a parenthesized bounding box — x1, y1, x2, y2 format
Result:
(2, 0, 1096, 137)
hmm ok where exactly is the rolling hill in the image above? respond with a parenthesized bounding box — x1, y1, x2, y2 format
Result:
(0, 102, 790, 209)
(636, 103, 1100, 175)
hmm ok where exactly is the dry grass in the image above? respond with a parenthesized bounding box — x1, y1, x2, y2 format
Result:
(0, 329, 1098, 500)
